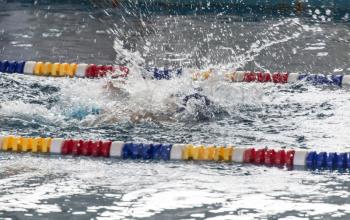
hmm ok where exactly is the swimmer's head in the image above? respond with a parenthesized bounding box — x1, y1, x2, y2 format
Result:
(167, 91, 211, 117)
(179, 92, 213, 121)
(182, 93, 211, 107)
(167, 89, 211, 108)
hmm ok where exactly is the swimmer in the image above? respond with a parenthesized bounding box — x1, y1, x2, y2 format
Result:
(103, 77, 215, 122)
(68, 73, 219, 123)
(69, 86, 215, 124)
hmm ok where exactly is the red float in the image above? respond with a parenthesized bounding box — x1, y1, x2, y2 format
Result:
(264, 149, 276, 165)
(110, 66, 129, 78)
(98, 65, 114, 77)
(254, 148, 266, 164)
(85, 64, 99, 78)
(272, 72, 288, 83)
(243, 148, 255, 163)
(81, 140, 93, 156)
(71, 140, 83, 156)
(90, 141, 101, 157)
(98, 66, 107, 77)
(285, 150, 295, 167)
(61, 140, 112, 157)
(118, 66, 129, 76)
(257, 72, 272, 82)
(243, 72, 257, 82)
(99, 141, 112, 157)
(61, 139, 74, 155)
(106, 66, 114, 75)
(275, 150, 286, 166)
(85, 65, 129, 78)
(105, 65, 114, 73)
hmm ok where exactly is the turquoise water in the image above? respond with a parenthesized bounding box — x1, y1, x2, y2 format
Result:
(0, 1, 350, 219)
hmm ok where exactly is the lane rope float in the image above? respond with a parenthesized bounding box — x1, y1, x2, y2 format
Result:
(0, 135, 349, 171)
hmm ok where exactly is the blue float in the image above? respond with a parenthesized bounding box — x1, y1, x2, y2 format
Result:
(122, 143, 132, 159)
(15, 61, 25, 74)
(145, 67, 182, 80)
(130, 143, 143, 159)
(0, 60, 9, 73)
(346, 153, 350, 169)
(330, 75, 343, 86)
(151, 144, 162, 159)
(306, 151, 317, 169)
(6, 61, 18, 73)
(154, 68, 171, 80)
(298, 73, 311, 81)
(160, 144, 172, 160)
(141, 144, 152, 159)
(326, 153, 337, 169)
(316, 152, 327, 169)
(336, 153, 347, 169)
(121, 143, 172, 160)
(298, 74, 343, 86)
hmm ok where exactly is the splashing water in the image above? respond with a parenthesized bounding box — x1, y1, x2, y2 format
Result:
(0, 1, 350, 219)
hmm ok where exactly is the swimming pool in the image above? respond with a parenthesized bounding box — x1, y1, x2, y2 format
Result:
(1, 1, 350, 219)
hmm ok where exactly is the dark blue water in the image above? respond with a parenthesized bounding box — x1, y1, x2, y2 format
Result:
(0, 1, 350, 219)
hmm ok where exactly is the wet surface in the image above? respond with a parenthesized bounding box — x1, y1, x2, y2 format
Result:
(0, 1, 350, 219)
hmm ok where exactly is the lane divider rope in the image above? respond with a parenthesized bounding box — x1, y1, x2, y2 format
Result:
(0, 135, 349, 171)
(0, 60, 349, 86)
(0, 60, 179, 80)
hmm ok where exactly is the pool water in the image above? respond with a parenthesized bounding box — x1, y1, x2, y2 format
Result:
(0, 1, 350, 219)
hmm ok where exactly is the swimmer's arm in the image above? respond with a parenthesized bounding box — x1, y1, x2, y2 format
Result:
(104, 81, 129, 98)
